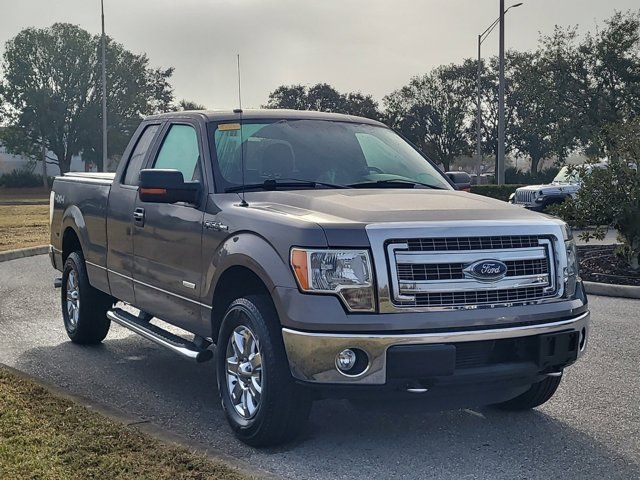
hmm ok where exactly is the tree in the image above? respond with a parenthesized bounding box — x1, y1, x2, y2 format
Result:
(553, 119, 640, 270)
(176, 99, 206, 111)
(538, 12, 640, 159)
(509, 51, 564, 174)
(264, 83, 381, 120)
(580, 11, 640, 157)
(383, 65, 472, 171)
(0, 23, 174, 173)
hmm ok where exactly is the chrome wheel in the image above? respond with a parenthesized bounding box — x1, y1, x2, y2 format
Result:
(226, 324, 262, 419)
(66, 270, 80, 328)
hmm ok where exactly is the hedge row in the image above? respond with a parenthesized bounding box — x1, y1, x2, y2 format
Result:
(0, 169, 54, 188)
(470, 184, 526, 202)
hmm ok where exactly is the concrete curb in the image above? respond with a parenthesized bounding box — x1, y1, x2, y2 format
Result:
(0, 363, 278, 480)
(0, 246, 48, 263)
(583, 281, 640, 299)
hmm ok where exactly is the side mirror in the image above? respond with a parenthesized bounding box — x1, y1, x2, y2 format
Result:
(138, 169, 200, 204)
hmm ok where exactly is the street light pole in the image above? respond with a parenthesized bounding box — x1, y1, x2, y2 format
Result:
(476, 35, 482, 179)
(475, 2, 522, 185)
(101, 0, 107, 173)
(497, 0, 506, 185)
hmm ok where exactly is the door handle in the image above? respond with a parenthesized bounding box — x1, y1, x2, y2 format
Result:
(133, 207, 145, 226)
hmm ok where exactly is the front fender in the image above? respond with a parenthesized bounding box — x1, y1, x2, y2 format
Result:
(202, 232, 299, 305)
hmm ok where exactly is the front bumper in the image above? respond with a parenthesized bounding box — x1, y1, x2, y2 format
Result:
(282, 310, 589, 385)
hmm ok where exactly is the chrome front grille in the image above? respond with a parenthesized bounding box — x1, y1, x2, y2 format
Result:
(405, 235, 543, 251)
(397, 258, 548, 281)
(515, 190, 535, 204)
(387, 235, 557, 308)
(414, 287, 547, 307)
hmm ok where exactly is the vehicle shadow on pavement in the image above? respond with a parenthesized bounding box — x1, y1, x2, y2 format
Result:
(13, 336, 640, 480)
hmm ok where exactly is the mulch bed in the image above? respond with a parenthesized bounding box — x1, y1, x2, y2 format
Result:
(578, 245, 640, 286)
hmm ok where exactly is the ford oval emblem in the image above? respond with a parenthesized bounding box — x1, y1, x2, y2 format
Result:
(464, 259, 508, 282)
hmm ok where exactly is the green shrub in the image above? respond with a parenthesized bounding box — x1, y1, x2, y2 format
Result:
(0, 169, 53, 188)
(470, 184, 525, 202)
(553, 120, 640, 271)
(505, 167, 560, 185)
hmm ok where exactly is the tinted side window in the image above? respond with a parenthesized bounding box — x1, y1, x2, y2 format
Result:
(123, 124, 159, 185)
(153, 124, 200, 181)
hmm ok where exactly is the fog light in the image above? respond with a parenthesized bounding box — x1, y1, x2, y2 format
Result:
(336, 349, 357, 372)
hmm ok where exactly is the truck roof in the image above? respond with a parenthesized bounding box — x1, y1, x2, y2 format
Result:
(145, 108, 386, 127)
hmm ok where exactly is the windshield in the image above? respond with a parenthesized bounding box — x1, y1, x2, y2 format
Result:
(553, 166, 581, 184)
(210, 119, 451, 191)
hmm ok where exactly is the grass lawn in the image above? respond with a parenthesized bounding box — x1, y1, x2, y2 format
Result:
(0, 368, 251, 480)
(0, 187, 50, 204)
(0, 204, 49, 252)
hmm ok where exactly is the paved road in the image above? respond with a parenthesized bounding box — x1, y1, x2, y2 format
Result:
(1, 255, 638, 479)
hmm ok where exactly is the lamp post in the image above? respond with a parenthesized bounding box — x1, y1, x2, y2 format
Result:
(101, 0, 107, 172)
(476, 2, 522, 184)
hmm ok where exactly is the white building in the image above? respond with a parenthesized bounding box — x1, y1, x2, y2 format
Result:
(0, 143, 90, 176)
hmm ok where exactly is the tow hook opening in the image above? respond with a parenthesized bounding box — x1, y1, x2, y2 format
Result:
(579, 327, 587, 351)
(405, 381, 429, 393)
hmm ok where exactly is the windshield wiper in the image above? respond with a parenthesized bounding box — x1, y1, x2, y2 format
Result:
(346, 179, 446, 190)
(225, 178, 348, 193)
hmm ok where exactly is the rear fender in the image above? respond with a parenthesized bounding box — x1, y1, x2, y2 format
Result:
(61, 205, 88, 256)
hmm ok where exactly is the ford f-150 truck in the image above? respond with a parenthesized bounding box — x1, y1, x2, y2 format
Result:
(50, 110, 590, 447)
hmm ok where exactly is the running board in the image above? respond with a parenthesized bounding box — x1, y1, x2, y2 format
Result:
(107, 308, 213, 363)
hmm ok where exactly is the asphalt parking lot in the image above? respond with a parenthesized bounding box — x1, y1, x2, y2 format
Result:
(1, 255, 638, 479)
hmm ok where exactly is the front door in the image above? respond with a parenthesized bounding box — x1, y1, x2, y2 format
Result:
(107, 123, 161, 304)
(132, 122, 206, 332)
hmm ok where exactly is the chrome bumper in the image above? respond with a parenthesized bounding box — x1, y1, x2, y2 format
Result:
(282, 310, 590, 385)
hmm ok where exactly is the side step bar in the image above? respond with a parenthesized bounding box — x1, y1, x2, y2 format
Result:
(107, 308, 213, 363)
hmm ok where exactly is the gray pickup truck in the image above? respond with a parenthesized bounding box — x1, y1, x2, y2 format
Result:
(50, 109, 590, 447)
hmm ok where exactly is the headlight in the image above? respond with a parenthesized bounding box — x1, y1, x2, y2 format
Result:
(564, 239, 579, 297)
(290, 248, 375, 312)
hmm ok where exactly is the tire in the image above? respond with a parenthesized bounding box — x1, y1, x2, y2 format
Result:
(493, 374, 562, 410)
(216, 295, 312, 447)
(61, 251, 113, 345)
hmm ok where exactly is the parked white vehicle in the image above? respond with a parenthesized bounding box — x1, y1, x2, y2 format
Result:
(510, 163, 607, 211)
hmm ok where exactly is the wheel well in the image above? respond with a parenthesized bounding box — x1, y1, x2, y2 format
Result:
(211, 266, 271, 342)
(62, 228, 82, 262)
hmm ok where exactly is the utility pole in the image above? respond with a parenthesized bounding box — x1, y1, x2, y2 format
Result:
(497, 0, 506, 185)
(476, 35, 482, 180)
(41, 144, 48, 190)
(101, 0, 107, 172)
(476, 3, 522, 185)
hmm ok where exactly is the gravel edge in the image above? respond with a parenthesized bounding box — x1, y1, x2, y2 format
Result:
(583, 281, 640, 299)
(0, 245, 49, 263)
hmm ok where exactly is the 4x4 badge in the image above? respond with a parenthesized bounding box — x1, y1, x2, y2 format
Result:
(464, 259, 508, 282)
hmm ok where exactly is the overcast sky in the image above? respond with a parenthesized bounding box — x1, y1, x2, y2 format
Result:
(0, 0, 638, 109)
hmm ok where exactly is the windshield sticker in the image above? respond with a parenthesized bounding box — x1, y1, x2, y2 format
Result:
(217, 123, 241, 131)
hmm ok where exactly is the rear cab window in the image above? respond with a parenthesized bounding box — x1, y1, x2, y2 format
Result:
(122, 124, 160, 185)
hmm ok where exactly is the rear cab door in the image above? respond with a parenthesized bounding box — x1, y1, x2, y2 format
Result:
(131, 117, 210, 333)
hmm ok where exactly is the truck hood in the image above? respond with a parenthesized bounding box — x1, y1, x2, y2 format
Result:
(241, 189, 546, 225)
